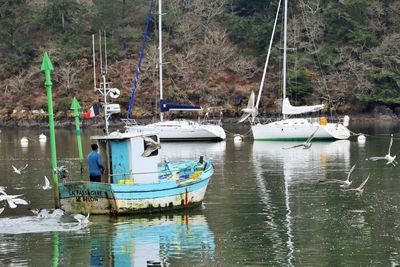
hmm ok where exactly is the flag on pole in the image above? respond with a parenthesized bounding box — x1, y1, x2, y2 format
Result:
(84, 104, 99, 119)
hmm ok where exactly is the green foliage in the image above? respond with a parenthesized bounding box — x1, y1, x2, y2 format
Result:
(223, 15, 271, 52)
(0, 1, 35, 74)
(286, 69, 314, 100)
(92, 0, 123, 32)
(321, 1, 378, 47)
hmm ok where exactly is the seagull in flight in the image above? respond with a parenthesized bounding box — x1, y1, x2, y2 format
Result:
(238, 91, 258, 123)
(73, 213, 90, 225)
(141, 136, 161, 157)
(342, 174, 370, 197)
(12, 164, 28, 174)
(0, 187, 28, 208)
(42, 176, 52, 190)
(366, 134, 397, 166)
(318, 163, 356, 188)
(283, 127, 319, 150)
(0, 194, 28, 208)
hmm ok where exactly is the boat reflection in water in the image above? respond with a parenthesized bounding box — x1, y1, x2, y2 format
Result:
(90, 213, 215, 266)
(251, 140, 351, 265)
(160, 141, 226, 162)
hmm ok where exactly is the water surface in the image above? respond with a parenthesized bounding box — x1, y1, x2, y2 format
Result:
(0, 122, 400, 266)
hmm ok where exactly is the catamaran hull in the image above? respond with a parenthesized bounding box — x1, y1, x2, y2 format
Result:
(252, 119, 350, 140)
(59, 176, 211, 215)
(127, 121, 226, 141)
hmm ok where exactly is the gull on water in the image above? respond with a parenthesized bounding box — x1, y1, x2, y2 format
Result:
(12, 164, 28, 174)
(366, 134, 397, 166)
(42, 176, 52, 190)
(342, 174, 370, 197)
(283, 127, 319, 150)
(318, 163, 356, 189)
(31, 208, 64, 218)
(73, 213, 90, 225)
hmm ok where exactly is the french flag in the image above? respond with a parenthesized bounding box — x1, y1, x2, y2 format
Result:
(84, 104, 99, 119)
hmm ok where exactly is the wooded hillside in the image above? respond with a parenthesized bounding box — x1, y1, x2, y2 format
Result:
(0, 0, 399, 121)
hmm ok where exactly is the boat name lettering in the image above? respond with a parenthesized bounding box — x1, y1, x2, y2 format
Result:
(68, 190, 104, 197)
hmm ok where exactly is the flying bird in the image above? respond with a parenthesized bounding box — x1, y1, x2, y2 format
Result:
(283, 127, 319, 150)
(42, 176, 52, 190)
(366, 134, 397, 166)
(342, 174, 370, 197)
(318, 163, 356, 188)
(0, 207, 4, 215)
(238, 91, 258, 123)
(142, 136, 161, 157)
(73, 213, 90, 225)
(12, 164, 28, 174)
(0, 194, 28, 209)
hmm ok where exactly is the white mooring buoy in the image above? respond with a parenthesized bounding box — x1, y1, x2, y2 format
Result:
(357, 135, 366, 143)
(39, 133, 47, 142)
(20, 136, 29, 147)
(234, 134, 243, 143)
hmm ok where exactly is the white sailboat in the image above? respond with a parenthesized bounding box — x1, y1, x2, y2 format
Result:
(126, 0, 226, 141)
(242, 0, 350, 141)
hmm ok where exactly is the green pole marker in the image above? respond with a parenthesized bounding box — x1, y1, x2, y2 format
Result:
(41, 52, 60, 208)
(70, 97, 84, 177)
(52, 232, 59, 267)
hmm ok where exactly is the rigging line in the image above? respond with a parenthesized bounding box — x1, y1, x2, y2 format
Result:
(126, 0, 155, 119)
(255, 0, 282, 110)
(298, 1, 330, 97)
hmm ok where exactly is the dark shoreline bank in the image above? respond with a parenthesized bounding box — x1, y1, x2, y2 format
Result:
(0, 113, 398, 128)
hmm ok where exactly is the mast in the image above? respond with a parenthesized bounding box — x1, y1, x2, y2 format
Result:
(158, 0, 164, 122)
(255, 0, 282, 112)
(92, 34, 97, 91)
(282, 0, 288, 119)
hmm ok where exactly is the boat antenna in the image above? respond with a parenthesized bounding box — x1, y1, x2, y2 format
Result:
(255, 0, 282, 118)
(104, 30, 108, 74)
(99, 30, 103, 75)
(92, 34, 97, 91)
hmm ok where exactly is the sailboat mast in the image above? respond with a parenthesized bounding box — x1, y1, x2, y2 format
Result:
(158, 0, 164, 122)
(282, 0, 288, 119)
(255, 0, 281, 111)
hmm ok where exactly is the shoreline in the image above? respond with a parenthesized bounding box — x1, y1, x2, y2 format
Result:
(0, 113, 398, 128)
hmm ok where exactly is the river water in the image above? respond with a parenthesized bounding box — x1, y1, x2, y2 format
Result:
(0, 121, 400, 266)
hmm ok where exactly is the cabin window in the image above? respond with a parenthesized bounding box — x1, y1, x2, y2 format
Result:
(143, 135, 159, 157)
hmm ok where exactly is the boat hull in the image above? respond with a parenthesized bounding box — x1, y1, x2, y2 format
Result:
(59, 167, 212, 215)
(252, 118, 350, 141)
(127, 120, 226, 141)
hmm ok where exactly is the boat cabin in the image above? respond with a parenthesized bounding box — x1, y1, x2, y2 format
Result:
(91, 131, 160, 184)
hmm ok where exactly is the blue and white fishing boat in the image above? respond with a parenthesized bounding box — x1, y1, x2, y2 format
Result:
(58, 130, 213, 214)
(57, 34, 214, 215)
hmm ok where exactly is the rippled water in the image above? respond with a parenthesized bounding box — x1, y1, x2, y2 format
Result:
(0, 121, 400, 266)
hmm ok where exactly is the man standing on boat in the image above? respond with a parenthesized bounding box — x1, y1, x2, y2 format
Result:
(87, 144, 105, 182)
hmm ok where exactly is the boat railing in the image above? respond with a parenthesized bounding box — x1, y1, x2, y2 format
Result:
(121, 118, 138, 126)
(200, 106, 223, 125)
(252, 115, 346, 125)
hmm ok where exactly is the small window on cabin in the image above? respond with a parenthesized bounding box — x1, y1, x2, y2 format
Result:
(143, 135, 159, 157)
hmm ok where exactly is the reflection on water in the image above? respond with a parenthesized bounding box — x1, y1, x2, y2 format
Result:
(110, 214, 215, 267)
(160, 141, 226, 162)
(252, 140, 351, 266)
(3, 126, 400, 266)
